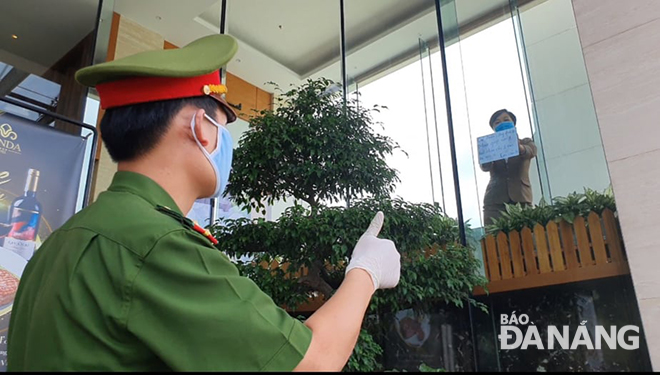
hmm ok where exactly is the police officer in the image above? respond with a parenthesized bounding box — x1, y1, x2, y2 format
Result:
(7, 35, 401, 371)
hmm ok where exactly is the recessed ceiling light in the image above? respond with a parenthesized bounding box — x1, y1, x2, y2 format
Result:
(11, 34, 18, 39)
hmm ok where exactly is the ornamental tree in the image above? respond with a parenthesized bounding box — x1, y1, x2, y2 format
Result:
(212, 78, 487, 372)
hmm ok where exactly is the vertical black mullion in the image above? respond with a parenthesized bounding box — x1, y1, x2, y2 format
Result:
(81, 0, 104, 122)
(434, 0, 465, 246)
(339, 0, 348, 102)
(339, 0, 351, 208)
(220, 0, 228, 36)
(434, 0, 479, 371)
(78, 0, 104, 207)
(210, 0, 228, 226)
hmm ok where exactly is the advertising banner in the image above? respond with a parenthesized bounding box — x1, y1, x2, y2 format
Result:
(0, 112, 86, 369)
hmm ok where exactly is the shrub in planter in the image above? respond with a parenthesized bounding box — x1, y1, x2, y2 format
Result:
(210, 78, 487, 371)
(486, 187, 616, 235)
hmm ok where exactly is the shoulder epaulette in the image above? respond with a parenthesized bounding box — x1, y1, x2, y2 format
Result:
(156, 205, 219, 245)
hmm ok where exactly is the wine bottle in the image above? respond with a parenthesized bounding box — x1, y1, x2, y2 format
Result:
(4, 169, 42, 260)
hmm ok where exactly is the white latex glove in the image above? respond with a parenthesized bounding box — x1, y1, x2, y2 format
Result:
(345, 211, 401, 291)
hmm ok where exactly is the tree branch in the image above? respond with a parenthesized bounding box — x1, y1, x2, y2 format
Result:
(298, 262, 334, 298)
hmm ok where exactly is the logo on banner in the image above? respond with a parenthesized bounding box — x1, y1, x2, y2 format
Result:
(0, 123, 21, 155)
(498, 313, 640, 350)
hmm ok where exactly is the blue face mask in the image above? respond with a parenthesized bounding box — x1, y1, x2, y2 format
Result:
(190, 113, 234, 198)
(495, 121, 515, 132)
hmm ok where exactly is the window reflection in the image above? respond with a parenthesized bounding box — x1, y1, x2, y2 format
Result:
(0, 0, 99, 131)
(0, 63, 61, 123)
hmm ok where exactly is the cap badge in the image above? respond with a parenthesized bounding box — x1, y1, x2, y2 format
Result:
(202, 84, 228, 96)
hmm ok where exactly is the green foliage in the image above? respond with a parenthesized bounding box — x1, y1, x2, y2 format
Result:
(225, 77, 401, 211)
(418, 363, 446, 372)
(211, 197, 486, 312)
(384, 363, 446, 372)
(369, 242, 488, 315)
(346, 330, 383, 372)
(486, 187, 617, 235)
(583, 185, 616, 214)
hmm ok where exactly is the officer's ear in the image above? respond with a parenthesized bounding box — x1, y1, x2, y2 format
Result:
(191, 108, 210, 147)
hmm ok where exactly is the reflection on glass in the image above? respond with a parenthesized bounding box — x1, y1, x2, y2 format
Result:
(515, 0, 611, 198)
(0, 63, 61, 123)
(0, 0, 99, 128)
(345, 0, 445, 207)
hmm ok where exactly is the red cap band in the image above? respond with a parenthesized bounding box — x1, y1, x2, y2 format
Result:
(96, 71, 222, 109)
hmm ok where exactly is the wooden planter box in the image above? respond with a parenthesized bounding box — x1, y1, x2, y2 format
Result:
(474, 209, 630, 295)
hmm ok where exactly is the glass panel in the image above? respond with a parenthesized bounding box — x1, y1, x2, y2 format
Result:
(419, 39, 448, 208)
(345, 0, 444, 208)
(439, 0, 652, 371)
(0, 0, 99, 129)
(344, 0, 476, 371)
(514, 0, 610, 197)
(222, 0, 343, 221)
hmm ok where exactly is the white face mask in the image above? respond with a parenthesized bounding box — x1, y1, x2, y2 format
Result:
(190, 113, 234, 198)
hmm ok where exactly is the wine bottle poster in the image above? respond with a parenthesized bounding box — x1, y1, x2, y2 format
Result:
(0, 112, 86, 369)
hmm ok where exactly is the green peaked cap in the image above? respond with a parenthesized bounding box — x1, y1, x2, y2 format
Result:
(75, 34, 239, 123)
(75, 34, 238, 86)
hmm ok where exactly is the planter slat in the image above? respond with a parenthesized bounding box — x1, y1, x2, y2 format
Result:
(574, 216, 595, 266)
(497, 232, 513, 279)
(534, 223, 552, 274)
(547, 221, 565, 272)
(485, 235, 500, 281)
(521, 227, 538, 275)
(560, 220, 580, 270)
(588, 212, 608, 265)
(602, 209, 624, 263)
(509, 231, 525, 278)
(481, 238, 490, 280)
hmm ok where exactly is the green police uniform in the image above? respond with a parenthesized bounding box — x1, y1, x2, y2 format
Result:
(7, 35, 312, 371)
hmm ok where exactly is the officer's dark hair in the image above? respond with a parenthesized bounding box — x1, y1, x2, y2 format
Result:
(100, 96, 220, 162)
(489, 109, 517, 129)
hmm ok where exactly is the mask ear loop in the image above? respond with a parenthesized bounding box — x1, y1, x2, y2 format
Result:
(191, 113, 222, 196)
(204, 114, 223, 154)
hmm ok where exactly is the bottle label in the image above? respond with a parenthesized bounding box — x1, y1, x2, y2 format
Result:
(3, 237, 35, 260)
(5, 208, 39, 260)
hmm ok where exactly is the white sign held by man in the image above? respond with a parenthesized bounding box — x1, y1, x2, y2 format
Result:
(477, 128, 519, 165)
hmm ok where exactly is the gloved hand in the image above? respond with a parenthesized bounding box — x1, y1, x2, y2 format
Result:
(345, 211, 401, 291)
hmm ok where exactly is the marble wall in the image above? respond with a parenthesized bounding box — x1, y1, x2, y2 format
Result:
(571, 0, 660, 369)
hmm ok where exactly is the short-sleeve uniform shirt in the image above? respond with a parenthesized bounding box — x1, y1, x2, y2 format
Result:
(7, 171, 311, 371)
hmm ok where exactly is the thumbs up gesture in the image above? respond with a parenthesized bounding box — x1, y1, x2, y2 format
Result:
(345, 211, 401, 291)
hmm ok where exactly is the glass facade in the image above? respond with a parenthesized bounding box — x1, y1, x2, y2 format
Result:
(3, 0, 653, 371)
(440, 0, 651, 371)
